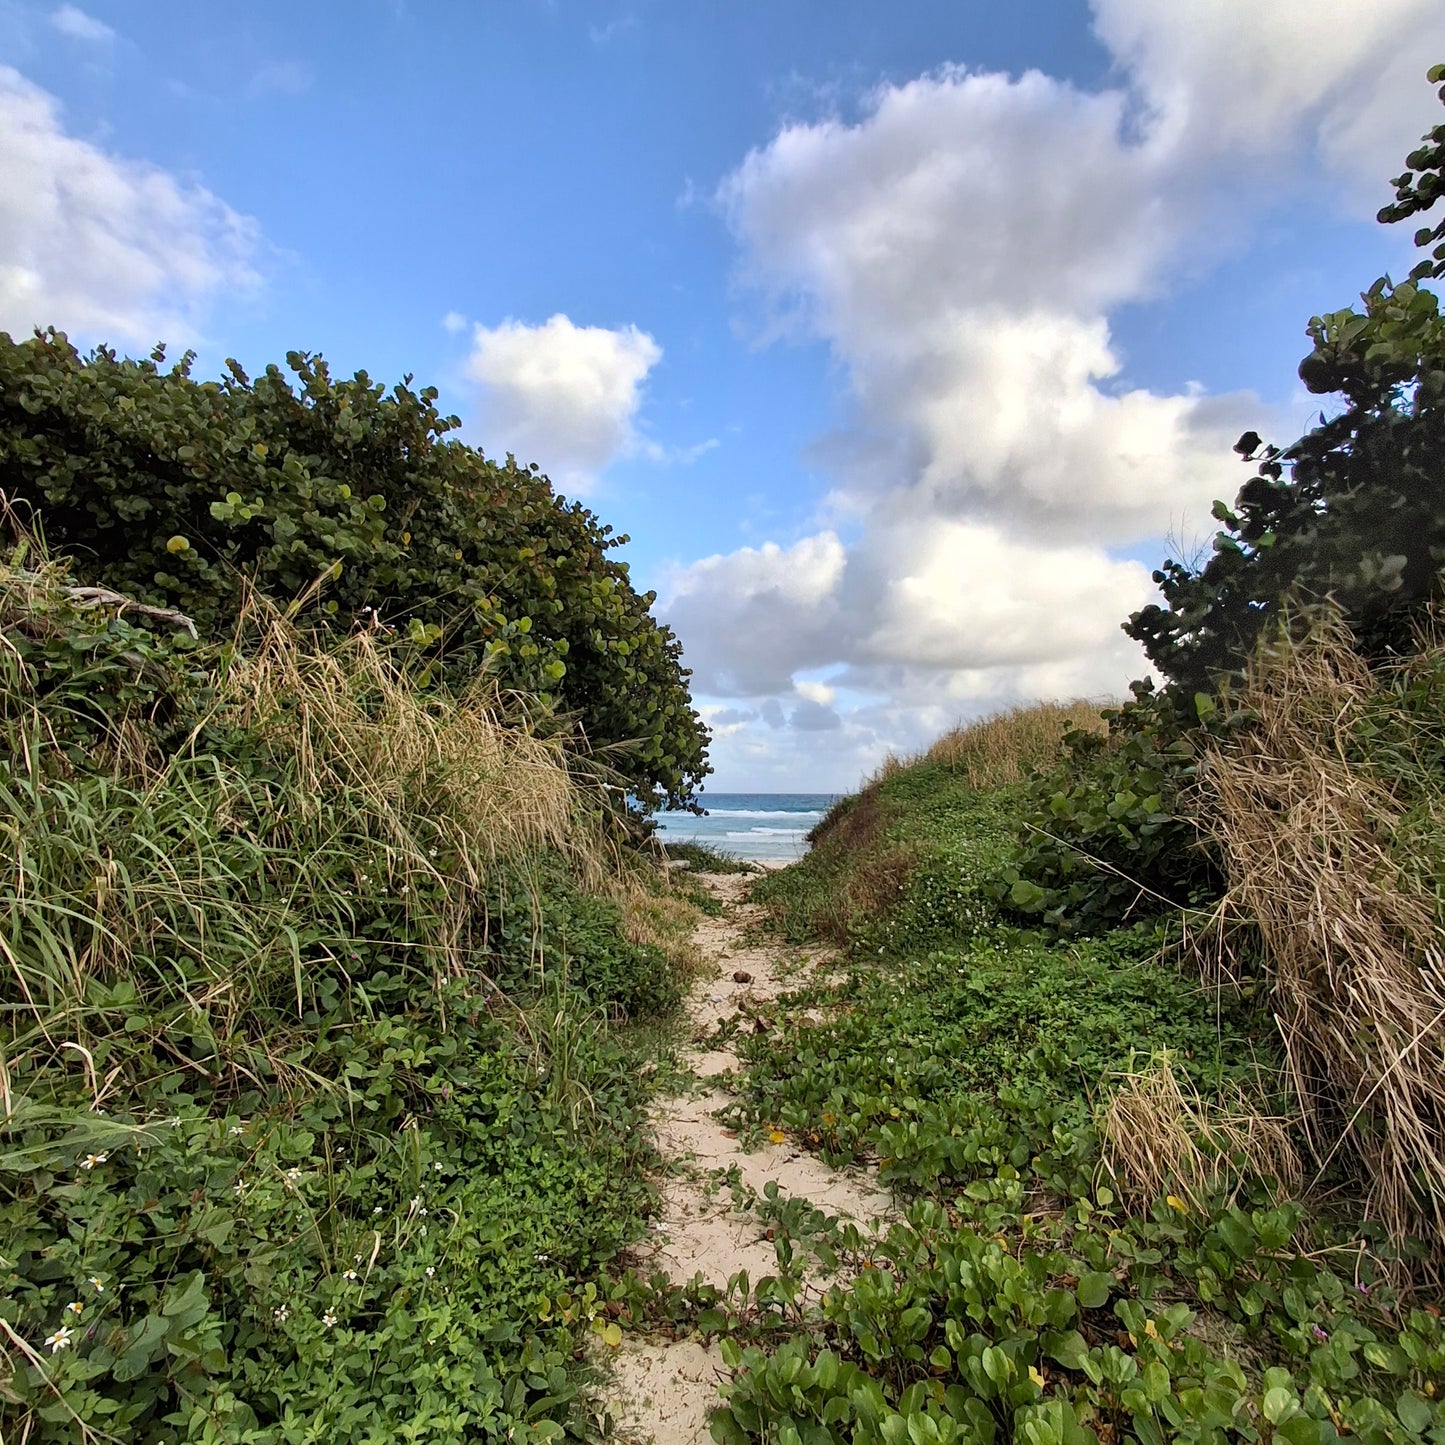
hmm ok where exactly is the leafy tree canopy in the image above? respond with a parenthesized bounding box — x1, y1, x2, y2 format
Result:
(0, 332, 710, 810)
(1125, 64, 1445, 697)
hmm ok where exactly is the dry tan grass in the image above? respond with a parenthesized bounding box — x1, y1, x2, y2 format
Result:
(1195, 607, 1445, 1255)
(923, 699, 1109, 788)
(1099, 1053, 1301, 1211)
(218, 593, 596, 886)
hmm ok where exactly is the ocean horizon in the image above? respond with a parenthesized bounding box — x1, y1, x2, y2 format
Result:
(654, 791, 841, 863)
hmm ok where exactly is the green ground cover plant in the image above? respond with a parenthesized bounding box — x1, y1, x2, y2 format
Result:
(0, 536, 695, 1443)
(713, 723, 1445, 1445)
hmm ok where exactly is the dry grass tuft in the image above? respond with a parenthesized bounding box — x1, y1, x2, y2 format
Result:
(1196, 606, 1445, 1255)
(923, 699, 1109, 789)
(1099, 1053, 1301, 1211)
(218, 590, 601, 895)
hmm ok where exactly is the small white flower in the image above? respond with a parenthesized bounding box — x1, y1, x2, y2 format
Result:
(273, 1306, 289, 1322)
(64, 1301, 83, 1316)
(44, 1326, 73, 1353)
(418, 1207, 427, 1217)
(343, 1269, 359, 1282)
(425, 1266, 435, 1278)
(229, 1125, 244, 1136)
(429, 849, 437, 858)
(88, 1277, 104, 1293)
(372, 1206, 383, 1215)
(354, 1252, 365, 1264)
(432, 1163, 443, 1173)
(409, 1195, 422, 1211)
(234, 1179, 246, 1195)
(419, 1225, 427, 1237)
(78, 1152, 109, 1171)
(285, 1168, 302, 1183)
(322, 1311, 338, 1327)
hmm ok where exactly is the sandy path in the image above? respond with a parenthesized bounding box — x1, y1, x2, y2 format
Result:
(605, 873, 890, 1445)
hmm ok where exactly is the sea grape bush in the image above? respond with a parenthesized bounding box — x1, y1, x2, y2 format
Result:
(0, 332, 708, 810)
(1124, 66, 1445, 701)
(1003, 66, 1445, 938)
(991, 683, 1230, 938)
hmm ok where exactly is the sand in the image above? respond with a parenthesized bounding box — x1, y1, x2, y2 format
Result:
(602, 873, 891, 1444)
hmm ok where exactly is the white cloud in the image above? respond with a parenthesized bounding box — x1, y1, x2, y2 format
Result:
(795, 680, 835, 706)
(1092, 0, 1445, 208)
(441, 309, 468, 334)
(49, 5, 113, 42)
(673, 1, 1439, 789)
(463, 313, 662, 492)
(0, 66, 260, 345)
(666, 517, 1153, 701)
(664, 532, 846, 695)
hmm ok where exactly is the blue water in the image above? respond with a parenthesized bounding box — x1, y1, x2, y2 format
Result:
(654, 792, 840, 864)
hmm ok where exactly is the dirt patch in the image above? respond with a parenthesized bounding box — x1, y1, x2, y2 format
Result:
(602, 873, 891, 1443)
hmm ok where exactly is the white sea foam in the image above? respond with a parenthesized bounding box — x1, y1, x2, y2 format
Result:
(725, 827, 808, 838)
(702, 808, 824, 820)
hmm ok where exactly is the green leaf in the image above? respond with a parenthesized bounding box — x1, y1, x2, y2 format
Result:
(1262, 1386, 1297, 1424)
(1396, 1392, 1433, 1435)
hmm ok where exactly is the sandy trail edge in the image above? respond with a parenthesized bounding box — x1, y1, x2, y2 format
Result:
(603, 874, 891, 1445)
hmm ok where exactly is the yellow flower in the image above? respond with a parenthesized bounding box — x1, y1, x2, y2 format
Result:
(64, 1302, 83, 1316)
(768, 1130, 786, 1145)
(1029, 1366, 1046, 1389)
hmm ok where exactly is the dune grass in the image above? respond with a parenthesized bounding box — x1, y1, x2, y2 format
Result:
(718, 676, 1445, 1443)
(1197, 607, 1445, 1259)
(0, 535, 695, 1441)
(754, 700, 1106, 949)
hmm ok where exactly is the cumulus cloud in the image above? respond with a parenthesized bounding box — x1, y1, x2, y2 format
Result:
(49, 5, 113, 42)
(0, 67, 260, 345)
(666, 2, 1438, 788)
(463, 313, 663, 492)
(1092, 0, 1445, 207)
(667, 518, 1154, 699)
(718, 65, 1270, 547)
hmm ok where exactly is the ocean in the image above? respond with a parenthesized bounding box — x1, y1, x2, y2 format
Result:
(654, 792, 840, 864)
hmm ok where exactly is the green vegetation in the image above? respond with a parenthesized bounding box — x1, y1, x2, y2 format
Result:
(714, 686, 1445, 1445)
(0, 533, 696, 1442)
(753, 701, 1096, 952)
(660, 841, 758, 875)
(710, 75, 1445, 1445)
(1124, 64, 1445, 699)
(0, 335, 708, 810)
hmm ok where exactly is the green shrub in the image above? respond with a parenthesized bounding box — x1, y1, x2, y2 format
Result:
(0, 332, 708, 810)
(1125, 67, 1445, 702)
(0, 543, 683, 1441)
(990, 684, 1230, 938)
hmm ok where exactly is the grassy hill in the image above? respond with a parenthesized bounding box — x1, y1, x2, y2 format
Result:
(714, 673, 1445, 1445)
(0, 527, 698, 1443)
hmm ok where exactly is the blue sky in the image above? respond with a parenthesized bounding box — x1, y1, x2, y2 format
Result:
(1, 1, 1442, 790)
